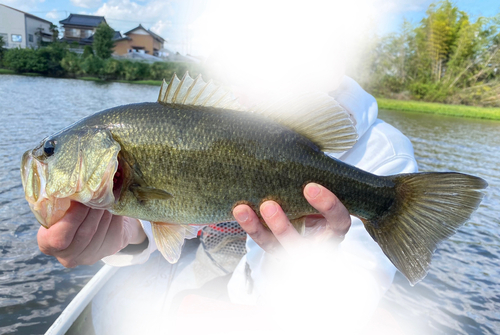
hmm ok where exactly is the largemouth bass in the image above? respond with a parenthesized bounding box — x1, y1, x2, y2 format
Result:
(21, 73, 487, 285)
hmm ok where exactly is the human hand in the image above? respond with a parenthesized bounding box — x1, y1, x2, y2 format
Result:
(37, 201, 146, 268)
(232, 183, 351, 258)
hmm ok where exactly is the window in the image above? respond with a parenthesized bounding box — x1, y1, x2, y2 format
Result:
(84, 29, 93, 38)
(29, 34, 33, 42)
(68, 29, 80, 37)
(11, 34, 22, 42)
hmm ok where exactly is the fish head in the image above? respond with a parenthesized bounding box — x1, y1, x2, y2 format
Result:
(21, 126, 121, 228)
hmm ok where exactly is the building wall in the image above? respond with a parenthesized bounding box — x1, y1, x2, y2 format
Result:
(25, 16, 52, 48)
(62, 24, 95, 41)
(113, 33, 164, 55)
(0, 5, 26, 48)
(113, 40, 130, 55)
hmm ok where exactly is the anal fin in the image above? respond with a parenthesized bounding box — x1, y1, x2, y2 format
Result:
(151, 222, 202, 263)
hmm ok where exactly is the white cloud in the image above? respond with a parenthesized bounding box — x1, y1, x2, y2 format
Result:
(45, 9, 59, 20)
(93, 0, 180, 49)
(71, 0, 102, 9)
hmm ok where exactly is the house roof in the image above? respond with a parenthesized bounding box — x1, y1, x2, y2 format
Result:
(81, 31, 125, 43)
(0, 4, 53, 25)
(59, 14, 106, 27)
(124, 24, 166, 42)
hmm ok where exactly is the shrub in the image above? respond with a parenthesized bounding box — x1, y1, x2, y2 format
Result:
(61, 52, 81, 77)
(121, 60, 150, 81)
(36, 42, 68, 76)
(102, 58, 122, 80)
(80, 55, 104, 77)
(4, 48, 47, 73)
(83, 45, 94, 59)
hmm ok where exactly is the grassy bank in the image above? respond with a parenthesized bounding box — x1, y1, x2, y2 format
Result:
(377, 98, 500, 121)
(0, 72, 162, 86)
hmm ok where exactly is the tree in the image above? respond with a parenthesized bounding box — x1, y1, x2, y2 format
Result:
(83, 45, 94, 59)
(93, 23, 115, 59)
(364, 0, 500, 105)
(50, 23, 59, 43)
(0, 35, 5, 64)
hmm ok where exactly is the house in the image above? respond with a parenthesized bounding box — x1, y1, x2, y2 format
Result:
(113, 24, 165, 56)
(59, 14, 106, 45)
(81, 30, 124, 45)
(0, 4, 53, 49)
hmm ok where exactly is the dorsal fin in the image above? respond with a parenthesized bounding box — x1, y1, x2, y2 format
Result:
(157, 72, 244, 111)
(157, 72, 358, 153)
(252, 93, 358, 152)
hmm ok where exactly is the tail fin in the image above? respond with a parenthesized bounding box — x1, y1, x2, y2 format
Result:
(362, 172, 487, 285)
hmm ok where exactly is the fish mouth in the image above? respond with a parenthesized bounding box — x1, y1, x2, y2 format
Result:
(112, 160, 124, 201)
(21, 150, 70, 228)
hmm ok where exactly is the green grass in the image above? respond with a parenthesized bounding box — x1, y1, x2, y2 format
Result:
(0, 69, 42, 76)
(0, 69, 15, 75)
(377, 98, 500, 120)
(115, 79, 163, 86)
(0, 71, 161, 86)
(79, 76, 104, 82)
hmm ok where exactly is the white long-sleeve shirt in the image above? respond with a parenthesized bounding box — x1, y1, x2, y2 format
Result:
(96, 76, 417, 335)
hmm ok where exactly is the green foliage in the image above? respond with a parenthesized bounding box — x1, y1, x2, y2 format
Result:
(0, 35, 5, 66)
(120, 60, 150, 81)
(378, 97, 500, 120)
(61, 52, 81, 77)
(4, 48, 48, 73)
(93, 23, 115, 59)
(36, 42, 68, 76)
(3, 43, 69, 76)
(362, 0, 500, 106)
(50, 23, 59, 43)
(102, 58, 122, 80)
(83, 45, 94, 59)
(80, 55, 104, 77)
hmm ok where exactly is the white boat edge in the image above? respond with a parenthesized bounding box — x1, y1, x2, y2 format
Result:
(45, 264, 119, 335)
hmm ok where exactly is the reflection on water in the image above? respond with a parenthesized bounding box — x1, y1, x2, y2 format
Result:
(0, 75, 160, 334)
(379, 110, 500, 335)
(0, 76, 498, 334)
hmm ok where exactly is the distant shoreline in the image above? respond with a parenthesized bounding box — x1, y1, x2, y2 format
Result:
(0, 69, 163, 86)
(376, 98, 500, 121)
(2, 70, 499, 120)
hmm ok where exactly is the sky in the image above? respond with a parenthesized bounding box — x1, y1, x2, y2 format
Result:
(2, 0, 499, 56)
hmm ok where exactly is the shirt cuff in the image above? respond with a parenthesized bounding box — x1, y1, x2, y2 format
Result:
(101, 220, 157, 267)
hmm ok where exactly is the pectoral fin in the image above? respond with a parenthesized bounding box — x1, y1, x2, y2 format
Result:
(151, 222, 202, 263)
(131, 186, 173, 201)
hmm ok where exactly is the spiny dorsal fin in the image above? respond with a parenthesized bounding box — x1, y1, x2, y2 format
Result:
(158, 73, 357, 152)
(157, 72, 244, 111)
(252, 93, 358, 153)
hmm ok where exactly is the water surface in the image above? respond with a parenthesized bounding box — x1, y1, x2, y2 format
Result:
(378, 110, 500, 335)
(0, 75, 498, 334)
(0, 75, 159, 334)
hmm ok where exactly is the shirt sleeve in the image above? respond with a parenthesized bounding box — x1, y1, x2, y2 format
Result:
(101, 220, 158, 267)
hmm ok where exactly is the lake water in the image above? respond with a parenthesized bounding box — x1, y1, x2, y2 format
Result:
(0, 75, 498, 334)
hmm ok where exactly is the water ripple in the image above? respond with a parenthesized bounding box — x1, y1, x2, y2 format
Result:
(0, 75, 159, 334)
(379, 110, 500, 335)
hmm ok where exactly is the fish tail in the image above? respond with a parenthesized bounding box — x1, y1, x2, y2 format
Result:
(362, 172, 487, 285)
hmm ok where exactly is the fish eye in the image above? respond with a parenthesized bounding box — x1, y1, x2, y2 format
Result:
(43, 140, 56, 157)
